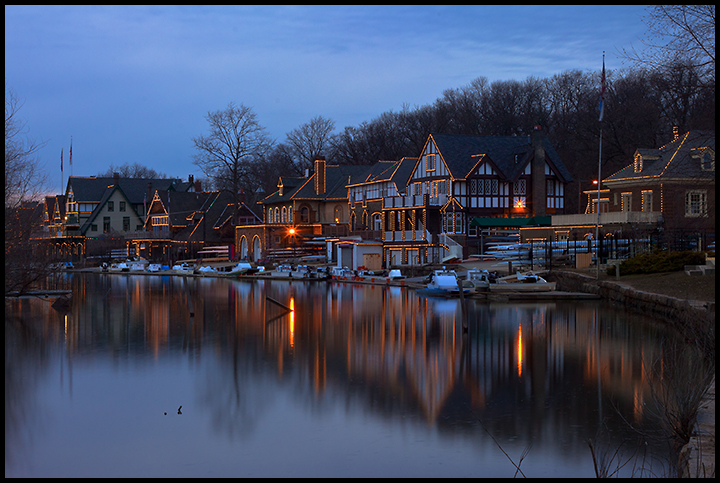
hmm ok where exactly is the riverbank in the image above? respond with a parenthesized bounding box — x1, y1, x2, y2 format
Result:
(546, 269, 715, 478)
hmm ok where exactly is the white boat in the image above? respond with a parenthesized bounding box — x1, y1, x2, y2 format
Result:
(147, 264, 162, 272)
(416, 269, 470, 297)
(271, 264, 295, 278)
(290, 265, 312, 279)
(464, 269, 492, 292)
(171, 262, 194, 274)
(108, 262, 129, 272)
(490, 271, 556, 292)
(196, 265, 218, 275)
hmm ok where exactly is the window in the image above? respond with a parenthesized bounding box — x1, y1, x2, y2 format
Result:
(103, 217, 110, 233)
(91, 224, 97, 232)
(426, 154, 435, 171)
(151, 215, 169, 232)
(633, 153, 643, 173)
(685, 190, 707, 217)
(122, 217, 130, 232)
(120, 201, 126, 212)
(373, 214, 382, 231)
(300, 207, 309, 223)
(334, 206, 343, 224)
(107, 201, 114, 212)
(641, 190, 653, 212)
(281, 207, 287, 223)
(470, 179, 477, 195)
(621, 193, 632, 212)
(701, 152, 714, 171)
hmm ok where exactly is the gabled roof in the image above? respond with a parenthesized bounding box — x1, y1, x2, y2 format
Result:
(66, 176, 187, 204)
(80, 184, 139, 234)
(262, 164, 370, 204)
(153, 190, 215, 228)
(605, 131, 715, 183)
(428, 133, 572, 183)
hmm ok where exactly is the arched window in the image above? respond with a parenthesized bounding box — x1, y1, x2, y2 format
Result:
(281, 206, 287, 223)
(300, 206, 309, 223)
(274, 207, 280, 223)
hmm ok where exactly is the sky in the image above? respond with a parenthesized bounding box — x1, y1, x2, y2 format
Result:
(5, 5, 651, 195)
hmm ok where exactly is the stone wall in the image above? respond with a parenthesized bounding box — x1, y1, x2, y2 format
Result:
(546, 271, 715, 328)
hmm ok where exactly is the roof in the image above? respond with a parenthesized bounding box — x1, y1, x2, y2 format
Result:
(429, 132, 573, 183)
(262, 164, 370, 204)
(67, 176, 187, 204)
(605, 131, 715, 183)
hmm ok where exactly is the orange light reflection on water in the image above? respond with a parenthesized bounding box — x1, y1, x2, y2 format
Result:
(517, 325, 523, 377)
(289, 297, 295, 349)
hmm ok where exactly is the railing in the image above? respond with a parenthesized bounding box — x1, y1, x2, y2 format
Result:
(384, 230, 425, 242)
(551, 211, 663, 227)
(382, 194, 447, 209)
(122, 230, 172, 239)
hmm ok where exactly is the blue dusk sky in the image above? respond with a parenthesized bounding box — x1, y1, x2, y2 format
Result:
(5, 5, 651, 195)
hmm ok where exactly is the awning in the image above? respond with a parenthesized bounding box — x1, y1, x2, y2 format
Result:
(469, 216, 552, 228)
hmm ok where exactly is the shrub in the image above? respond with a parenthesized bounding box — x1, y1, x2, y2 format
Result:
(607, 250, 706, 276)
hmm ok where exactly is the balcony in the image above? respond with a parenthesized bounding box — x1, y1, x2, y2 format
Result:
(551, 211, 663, 227)
(383, 194, 447, 209)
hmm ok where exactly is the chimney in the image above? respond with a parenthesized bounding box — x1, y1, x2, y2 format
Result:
(314, 156, 326, 195)
(194, 180, 201, 192)
(113, 172, 120, 185)
(146, 182, 153, 203)
(531, 125, 546, 217)
(188, 174, 194, 184)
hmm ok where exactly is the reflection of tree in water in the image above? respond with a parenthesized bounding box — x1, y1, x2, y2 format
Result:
(5, 299, 63, 471)
(195, 337, 281, 440)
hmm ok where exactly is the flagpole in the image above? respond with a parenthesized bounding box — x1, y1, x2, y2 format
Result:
(596, 52, 605, 280)
(61, 147, 64, 196)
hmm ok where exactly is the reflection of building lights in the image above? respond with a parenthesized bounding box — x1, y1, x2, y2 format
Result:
(289, 297, 295, 348)
(517, 325, 523, 377)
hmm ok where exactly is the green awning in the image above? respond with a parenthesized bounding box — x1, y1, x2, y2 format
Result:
(470, 216, 552, 228)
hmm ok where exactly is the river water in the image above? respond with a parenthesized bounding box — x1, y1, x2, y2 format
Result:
(6, 272, 679, 477)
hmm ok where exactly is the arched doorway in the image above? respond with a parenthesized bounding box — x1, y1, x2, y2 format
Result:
(253, 236, 262, 262)
(240, 236, 248, 259)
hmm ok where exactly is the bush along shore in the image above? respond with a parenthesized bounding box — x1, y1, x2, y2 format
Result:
(547, 270, 715, 478)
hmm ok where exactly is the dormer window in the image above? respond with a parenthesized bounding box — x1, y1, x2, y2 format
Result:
(701, 152, 714, 171)
(691, 147, 714, 172)
(633, 153, 643, 173)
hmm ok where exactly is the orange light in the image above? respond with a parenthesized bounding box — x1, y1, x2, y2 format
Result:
(288, 228, 296, 235)
(517, 325, 523, 377)
(593, 180, 598, 185)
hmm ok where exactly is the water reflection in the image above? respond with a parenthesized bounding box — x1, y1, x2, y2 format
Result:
(6, 273, 676, 477)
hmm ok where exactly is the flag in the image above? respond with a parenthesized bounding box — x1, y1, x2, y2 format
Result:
(69, 138, 73, 166)
(61, 148, 64, 172)
(598, 54, 606, 122)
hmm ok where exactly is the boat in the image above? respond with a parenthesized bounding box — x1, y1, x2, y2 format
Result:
(147, 264, 162, 272)
(271, 264, 295, 278)
(171, 262, 194, 274)
(290, 265, 312, 279)
(490, 271, 556, 292)
(464, 269, 492, 292)
(416, 269, 470, 297)
(108, 262, 130, 273)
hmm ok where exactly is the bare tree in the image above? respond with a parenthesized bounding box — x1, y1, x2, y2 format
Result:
(193, 102, 274, 217)
(5, 86, 54, 295)
(96, 162, 169, 179)
(285, 116, 335, 173)
(620, 5, 715, 84)
(5, 87, 49, 209)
